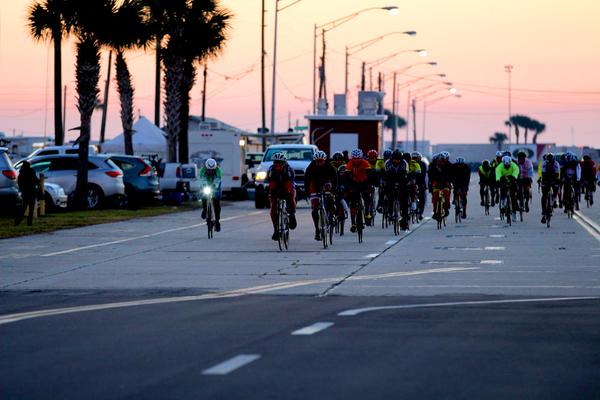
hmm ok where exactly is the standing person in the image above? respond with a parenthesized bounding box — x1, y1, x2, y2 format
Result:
(199, 158, 222, 232)
(304, 150, 338, 241)
(452, 157, 471, 219)
(478, 160, 495, 207)
(267, 152, 297, 241)
(15, 161, 39, 226)
(516, 151, 534, 212)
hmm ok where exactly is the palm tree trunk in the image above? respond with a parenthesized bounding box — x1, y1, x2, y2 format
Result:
(53, 33, 64, 145)
(163, 53, 183, 162)
(115, 51, 135, 155)
(74, 39, 101, 210)
(524, 128, 529, 144)
(178, 60, 196, 164)
(514, 124, 520, 145)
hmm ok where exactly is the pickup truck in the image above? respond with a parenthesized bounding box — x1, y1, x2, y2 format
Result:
(253, 144, 317, 209)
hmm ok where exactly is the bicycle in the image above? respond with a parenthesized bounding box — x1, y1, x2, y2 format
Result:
(409, 184, 420, 225)
(433, 187, 447, 230)
(335, 195, 347, 236)
(483, 184, 491, 216)
(203, 186, 215, 239)
(582, 180, 595, 208)
(516, 181, 526, 222)
(317, 191, 332, 249)
(499, 182, 513, 226)
(454, 188, 463, 224)
(562, 178, 577, 219)
(542, 184, 554, 228)
(276, 197, 290, 250)
(356, 192, 366, 243)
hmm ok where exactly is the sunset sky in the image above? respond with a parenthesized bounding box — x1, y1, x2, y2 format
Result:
(1, 0, 599, 147)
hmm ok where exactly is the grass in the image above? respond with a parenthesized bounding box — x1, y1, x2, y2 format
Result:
(0, 202, 202, 240)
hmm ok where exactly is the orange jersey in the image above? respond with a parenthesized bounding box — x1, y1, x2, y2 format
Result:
(345, 159, 371, 183)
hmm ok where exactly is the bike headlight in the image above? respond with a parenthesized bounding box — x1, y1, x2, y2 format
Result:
(203, 187, 212, 195)
(255, 171, 267, 181)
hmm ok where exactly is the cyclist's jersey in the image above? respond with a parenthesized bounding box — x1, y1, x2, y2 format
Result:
(581, 159, 597, 182)
(199, 166, 223, 194)
(375, 159, 386, 171)
(495, 162, 519, 182)
(540, 160, 560, 183)
(452, 163, 471, 188)
(267, 164, 296, 194)
(428, 161, 453, 188)
(490, 157, 503, 173)
(478, 165, 494, 182)
(516, 158, 534, 179)
(304, 161, 338, 193)
(561, 161, 581, 181)
(407, 160, 422, 176)
(345, 159, 372, 185)
(416, 160, 428, 186)
(383, 159, 408, 186)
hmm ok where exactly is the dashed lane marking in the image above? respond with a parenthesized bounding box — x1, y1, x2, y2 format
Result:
(202, 354, 261, 375)
(480, 260, 504, 264)
(364, 253, 380, 258)
(386, 240, 399, 245)
(489, 234, 506, 238)
(291, 322, 334, 335)
(484, 246, 505, 250)
(338, 296, 600, 316)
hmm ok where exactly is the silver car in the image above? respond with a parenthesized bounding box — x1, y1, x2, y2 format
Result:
(0, 147, 20, 212)
(43, 182, 68, 210)
(15, 154, 125, 209)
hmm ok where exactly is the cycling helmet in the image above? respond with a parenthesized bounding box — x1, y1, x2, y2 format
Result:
(351, 149, 363, 159)
(495, 151, 503, 157)
(392, 149, 403, 160)
(482, 159, 490, 166)
(545, 152, 554, 161)
(332, 151, 344, 161)
(502, 155, 512, 165)
(517, 151, 527, 158)
(583, 155, 591, 161)
(455, 157, 465, 164)
(205, 158, 217, 170)
(383, 149, 393, 159)
(564, 153, 574, 163)
(441, 151, 450, 160)
(313, 150, 327, 160)
(411, 151, 422, 159)
(367, 149, 378, 159)
(502, 151, 512, 157)
(271, 152, 287, 162)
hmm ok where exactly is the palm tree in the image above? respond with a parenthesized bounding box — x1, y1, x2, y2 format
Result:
(66, 0, 116, 209)
(384, 109, 407, 130)
(27, 0, 73, 146)
(141, 0, 165, 127)
(104, 0, 151, 155)
(160, 0, 232, 163)
(489, 132, 508, 150)
(532, 120, 546, 144)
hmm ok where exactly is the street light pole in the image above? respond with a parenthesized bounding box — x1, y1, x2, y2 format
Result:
(505, 64, 513, 145)
(391, 72, 397, 150)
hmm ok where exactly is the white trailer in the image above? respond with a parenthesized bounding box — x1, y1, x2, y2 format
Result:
(187, 117, 245, 197)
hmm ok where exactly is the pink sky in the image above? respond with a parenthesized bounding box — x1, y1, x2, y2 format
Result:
(1, 0, 599, 147)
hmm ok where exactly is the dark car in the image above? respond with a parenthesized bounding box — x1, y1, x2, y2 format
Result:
(0, 147, 21, 213)
(109, 155, 160, 206)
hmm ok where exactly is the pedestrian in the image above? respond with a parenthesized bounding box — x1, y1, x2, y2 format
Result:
(15, 161, 39, 226)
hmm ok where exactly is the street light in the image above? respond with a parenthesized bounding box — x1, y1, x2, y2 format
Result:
(270, 0, 304, 137)
(312, 6, 399, 114)
(366, 49, 427, 69)
(422, 93, 462, 145)
(344, 31, 416, 95)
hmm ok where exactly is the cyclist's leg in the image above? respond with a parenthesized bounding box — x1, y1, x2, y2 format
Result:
(443, 187, 451, 216)
(479, 182, 486, 206)
(201, 197, 208, 219)
(432, 187, 440, 219)
(286, 183, 297, 229)
(269, 193, 279, 240)
(400, 186, 410, 230)
(461, 187, 468, 217)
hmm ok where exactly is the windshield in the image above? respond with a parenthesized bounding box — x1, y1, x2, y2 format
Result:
(264, 148, 314, 162)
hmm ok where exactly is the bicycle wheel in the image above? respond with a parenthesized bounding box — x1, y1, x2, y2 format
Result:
(392, 199, 400, 236)
(319, 206, 328, 249)
(484, 187, 490, 216)
(455, 196, 461, 224)
(506, 196, 512, 226)
(357, 201, 365, 243)
(206, 198, 214, 239)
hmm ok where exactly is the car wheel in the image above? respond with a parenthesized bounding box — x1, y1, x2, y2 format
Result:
(87, 185, 104, 209)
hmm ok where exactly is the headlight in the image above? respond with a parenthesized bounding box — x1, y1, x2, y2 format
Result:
(203, 187, 212, 195)
(255, 171, 267, 181)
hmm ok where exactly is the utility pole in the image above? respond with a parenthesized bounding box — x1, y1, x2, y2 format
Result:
(261, 0, 267, 151)
(391, 72, 397, 150)
(412, 97, 417, 151)
(270, 0, 280, 136)
(201, 63, 207, 122)
(505, 65, 513, 145)
(100, 51, 112, 146)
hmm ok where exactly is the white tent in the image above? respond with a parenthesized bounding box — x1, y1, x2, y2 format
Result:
(102, 116, 167, 158)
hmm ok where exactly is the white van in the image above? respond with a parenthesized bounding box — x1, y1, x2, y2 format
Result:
(25, 145, 97, 159)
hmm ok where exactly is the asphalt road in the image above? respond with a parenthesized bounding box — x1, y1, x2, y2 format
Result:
(1, 178, 600, 399)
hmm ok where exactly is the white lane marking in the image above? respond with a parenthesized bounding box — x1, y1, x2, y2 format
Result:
(480, 260, 504, 264)
(0, 267, 476, 326)
(494, 217, 501, 220)
(364, 253, 379, 258)
(41, 211, 265, 257)
(484, 246, 505, 251)
(202, 354, 261, 375)
(489, 234, 506, 238)
(386, 240, 399, 245)
(338, 296, 600, 316)
(574, 213, 600, 244)
(291, 322, 334, 336)
(425, 260, 475, 265)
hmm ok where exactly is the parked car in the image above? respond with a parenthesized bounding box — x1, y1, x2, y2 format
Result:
(14, 154, 125, 209)
(108, 155, 160, 205)
(158, 162, 201, 199)
(43, 182, 68, 211)
(253, 144, 317, 209)
(25, 144, 97, 160)
(0, 147, 20, 213)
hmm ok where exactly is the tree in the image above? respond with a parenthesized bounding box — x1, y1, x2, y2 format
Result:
(489, 132, 508, 150)
(383, 109, 407, 130)
(532, 120, 546, 144)
(104, 0, 151, 155)
(159, 0, 232, 163)
(27, 0, 73, 146)
(67, 0, 116, 209)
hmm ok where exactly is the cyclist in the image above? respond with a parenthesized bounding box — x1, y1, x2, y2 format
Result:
(366, 149, 386, 171)
(490, 150, 504, 203)
(428, 151, 453, 220)
(382, 149, 410, 230)
(495, 155, 519, 221)
(560, 152, 581, 211)
(412, 151, 428, 219)
(344, 149, 373, 232)
(199, 158, 222, 232)
(267, 152, 297, 240)
(376, 149, 393, 213)
(581, 155, 597, 205)
(452, 157, 471, 219)
(478, 160, 495, 207)
(305, 150, 338, 241)
(540, 153, 561, 224)
(516, 151, 534, 212)
(366, 149, 384, 220)
(406, 152, 422, 216)
(331, 152, 350, 222)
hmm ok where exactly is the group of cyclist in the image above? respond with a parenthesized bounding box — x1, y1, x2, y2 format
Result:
(197, 147, 599, 239)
